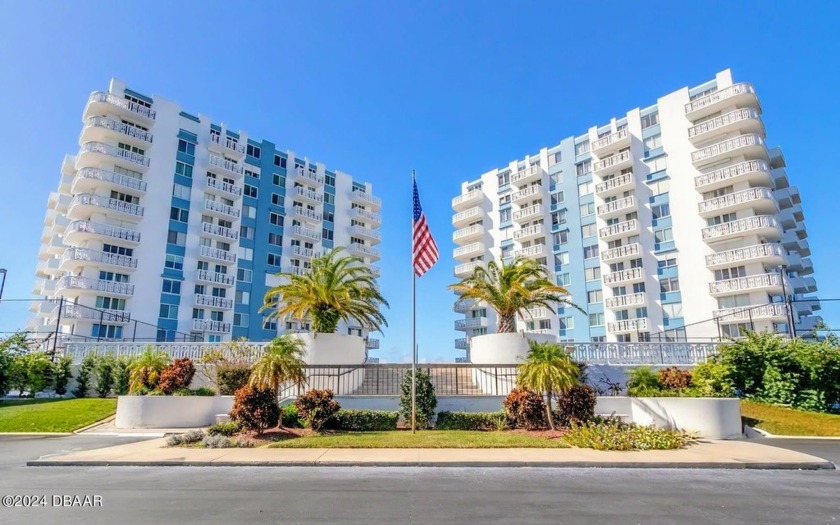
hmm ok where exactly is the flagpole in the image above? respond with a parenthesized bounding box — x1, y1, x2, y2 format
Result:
(411, 170, 417, 434)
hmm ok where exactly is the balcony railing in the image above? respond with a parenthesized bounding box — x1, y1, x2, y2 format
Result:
(514, 223, 543, 240)
(349, 225, 382, 240)
(352, 188, 382, 208)
(58, 276, 134, 296)
(593, 150, 631, 172)
(597, 196, 635, 216)
(684, 83, 756, 114)
(512, 185, 542, 202)
(454, 261, 482, 276)
(88, 91, 156, 120)
(511, 166, 542, 185)
(602, 267, 643, 285)
(451, 189, 483, 208)
(295, 186, 324, 203)
(595, 173, 633, 194)
(694, 160, 770, 190)
(705, 243, 785, 267)
(290, 225, 322, 241)
(688, 108, 762, 139)
(513, 204, 542, 221)
(691, 134, 765, 164)
(202, 222, 239, 240)
(352, 208, 381, 223)
(199, 245, 236, 263)
(592, 128, 629, 151)
(76, 167, 147, 192)
(210, 133, 246, 154)
(206, 177, 242, 196)
(62, 247, 137, 269)
(454, 298, 480, 313)
(348, 243, 380, 258)
(204, 199, 241, 218)
(714, 303, 786, 322)
(453, 224, 483, 241)
(294, 167, 325, 185)
(454, 242, 483, 258)
(455, 338, 469, 350)
(606, 292, 646, 309)
(71, 194, 144, 217)
(292, 246, 315, 258)
(80, 142, 150, 167)
(294, 206, 322, 222)
(195, 294, 234, 309)
(192, 319, 231, 333)
(607, 318, 648, 333)
(452, 207, 482, 225)
(208, 155, 244, 176)
(599, 219, 637, 239)
(514, 244, 545, 258)
(701, 215, 779, 241)
(197, 269, 236, 286)
(57, 304, 131, 324)
(84, 116, 153, 143)
(283, 266, 309, 276)
(698, 187, 774, 214)
(601, 243, 641, 262)
(709, 273, 783, 295)
(65, 220, 141, 243)
(365, 338, 380, 350)
(455, 318, 487, 330)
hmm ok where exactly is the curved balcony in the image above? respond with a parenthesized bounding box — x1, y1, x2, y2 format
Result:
(453, 223, 484, 244)
(709, 273, 784, 296)
(694, 160, 772, 192)
(193, 319, 231, 333)
(595, 172, 633, 197)
(684, 83, 759, 121)
(38, 257, 62, 278)
(209, 133, 245, 158)
(76, 142, 150, 172)
(455, 338, 469, 350)
(511, 184, 543, 204)
(513, 203, 543, 223)
(351, 189, 382, 211)
(292, 167, 324, 186)
(365, 338, 380, 350)
(64, 220, 141, 246)
(451, 189, 483, 210)
(196, 269, 236, 287)
(520, 307, 551, 319)
(348, 243, 381, 261)
(293, 206, 322, 223)
(56, 275, 134, 298)
(349, 225, 382, 244)
(705, 243, 785, 269)
(688, 108, 763, 144)
(60, 247, 137, 272)
(454, 298, 481, 313)
(594, 150, 632, 174)
(291, 246, 316, 259)
(455, 317, 489, 331)
(607, 318, 648, 334)
(205, 177, 242, 197)
(204, 199, 241, 219)
(283, 266, 309, 277)
(714, 303, 786, 323)
(511, 166, 543, 186)
(351, 207, 381, 226)
(597, 196, 635, 218)
(602, 267, 644, 285)
(288, 225, 322, 242)
(592, 128, 631, 156)
(199, 245, 236, 263)
(601, 242, 642, 262)
(697, 187, 776, 217)
(55, 304, 131, 324)
(701, 215, 780, 243)
(514, 244, 545, 259)
(606, 292, 647, 309)
(691, 134, 767, 168)
(202, 222, 239, 241)
(71, 167, 147, 195)
(513, 222, 544, 242)
(68, 194, 144, 221)
(454, 260, 483, 278)
(294, 185, 324, 204)
(599, 219, 638, 240)
(81, 116, 153, 146)
(194, 294, 234, 310)
(452, 206, 482, 227)
(453, 242, 484, 261)
(84, 91, 156, 123)
(208, 154, 244, 177)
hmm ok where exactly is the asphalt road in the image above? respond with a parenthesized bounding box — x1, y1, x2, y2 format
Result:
(0, 435, 838, 525)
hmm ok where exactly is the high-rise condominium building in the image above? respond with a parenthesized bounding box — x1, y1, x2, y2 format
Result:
(452, 69, 818, 357)
(30, 79, 382, 349)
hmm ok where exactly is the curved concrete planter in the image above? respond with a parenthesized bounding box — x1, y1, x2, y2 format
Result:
(470, 332, 558, 394)
(290, 333, 367, 394)
(115, 395, 234, 429)
(596, 397, 742, 439)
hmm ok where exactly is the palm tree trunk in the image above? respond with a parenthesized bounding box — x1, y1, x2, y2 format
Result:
(498, 314, 517, 333)
(545, 392, 555, 430)
(276, 387, 283, 429)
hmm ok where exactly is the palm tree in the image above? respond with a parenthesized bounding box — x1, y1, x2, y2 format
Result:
(127, 346, 170, 393)
(248, 335, 307, 428)
(261, 247, 388, 333)
(449, 257, 581, 332)
(516, 340, 580, 430)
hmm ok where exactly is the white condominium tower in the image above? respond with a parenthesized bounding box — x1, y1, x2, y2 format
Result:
(30, 78, 382, 348)
(452, 69, 818, 356)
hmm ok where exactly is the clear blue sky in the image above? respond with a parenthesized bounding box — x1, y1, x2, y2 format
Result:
(0, 1, 837, 361)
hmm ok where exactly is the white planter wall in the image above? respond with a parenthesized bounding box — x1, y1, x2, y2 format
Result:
(115, 395, 234, 429)
(290, 333, 367, 394)
(470, 332, 558, 395)
(595, 397, 741, 439)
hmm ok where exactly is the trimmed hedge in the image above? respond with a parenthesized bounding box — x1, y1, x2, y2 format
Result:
(217, 365, 251, 395)
(325, 409, 399, 431)
(435, 411, 508, 431)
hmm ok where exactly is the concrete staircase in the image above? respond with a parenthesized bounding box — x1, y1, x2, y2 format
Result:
(352, 367, 483, 395)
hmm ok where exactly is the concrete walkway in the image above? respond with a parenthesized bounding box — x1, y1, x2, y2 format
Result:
(27, 437, 835, 469)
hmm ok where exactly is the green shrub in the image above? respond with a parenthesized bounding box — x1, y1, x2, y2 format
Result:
(131, 386, 150, 396)
(690, 359, 733, 397)
(295, 389, 341, 432)
(554, 384, 596, 427)
(192, 386, 217, 396)
(173, 387, 193, 396)
(435, 411, 508, 431)
(157, 358, 196, 395)
(626, 366, 664, 397)
(52, 357, 73, 396)
(503, 388, 546, 430)
(147, 389, 166, 396)
(280, 404, 303, 428)
(95, 355, 115, 398)
(326, 410, 399, 431)
(217, 365, 252, 396)
(658, 367, 692, 390)
(400, 369, 437, 429)
(208, 421, 242, 436)
(563, 421, 694, 451)
(0, 333, 29, 396)
(230, 386, 280, 435)
(113, 355, 134, 396)
(167, 429, 205, 446)
(10, 352, 54, 397)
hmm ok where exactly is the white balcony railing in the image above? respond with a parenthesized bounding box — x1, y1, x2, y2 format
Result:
(62, 247, 137, 269)
(58, 276, 134, 296)
(694, 160, 770, 189)
(685, 83, 756, 114)
(714, 303, 786, 322)
(594, 150, 631, 172)
(454, 242, 483, 258)
(349, 225, 382, 240)
(352, 188, 382, 208)
(290, 225, 322, 241)
(195, 294, 234, 309)
(202, 222, 239, 240)
(698, 187, 774, 214)
(705, 243, 785, 267)
(514, 244, 545, 258)
(688, 108, 762, 139)
(88, 91, 156, 120)
(65, 220, 141, 243)
(453, 224, 483, 241)
(454, 261, 483, 276)
(592, 128, 629, 151)
(512, 185, 542, 202)
(455, 318, 487, 330)
(79, 141, 149, 168)
(58, 304, 131, 324)
(513, 223, 543, 240)
(294, 167, 325, 185)
(607, 318, 649, 333)
(709, 273, 783, 295)
(199, 245, 236, 263)
(701, 215, 779, 241)
(295, 185, 324, 203)
(451, 189, 483, 208)
(76, 167, 147, 192)
(192, 319, 231, 333)
(210, 133, 246, 154)
(597, 196, 635, 216)
(455, 338, 469, 350)
(513, 204, 542, 221)
(348, 243, 380, 258)
(71, 194, 144, 217)
(602, 267, 643, 285)
(196, 269, 236, 286)
(691, 134, 765, 164)
(294, 206, 322, 222)
(511, 166, 542, 185)
(452, 207, 482, 225)
(595, 173, 633, 194)
(206, 177, 242, 196)
(606, 292, 646, 309)
(204, 199, 241, 218)
(292, 246, 315, 258)
(599, 219, 638, 239)
(84, 116, 153, 143)
(601, 243, 641, 262)
(352, 208, 381, 223)
(208, 155, 244, 176)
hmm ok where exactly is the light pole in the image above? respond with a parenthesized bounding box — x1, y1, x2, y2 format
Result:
(0, 268, 7, 302)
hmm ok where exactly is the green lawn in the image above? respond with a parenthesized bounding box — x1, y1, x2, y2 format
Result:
(269, 430, 569, 448)
(0, 399, 117, 433)
(741, 400, 840, 437)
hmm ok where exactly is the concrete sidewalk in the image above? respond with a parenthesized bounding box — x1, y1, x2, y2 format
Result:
(27, 437, 835, 469)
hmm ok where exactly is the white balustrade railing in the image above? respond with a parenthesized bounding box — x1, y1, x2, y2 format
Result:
(88, 91, 156, 119)
(194, 294, 234, 309)
(294, 167, 325, 185)
(352, 207, 381, 223)
(85, 116, 153, 143)
(701, 215, 778, 240)
(601, 243, 641, 262)
(206, 177, 242, 196)
(76, 167, 147, 192)
(709, 273, 783, 295)
(705, 243, 784, 267)
(513, 204, 542, 221)
(451, 189, 483, 208)
(605, 292, 646, 309)
(594, 150, 631, 172)
(199, 245, 237, 263)
(294, 206, 323, 222)
(607, 318, 649, 333)
(514, 223, 543, 240)
(453, 207, 482, 224)
(512, 185, 542, 202)
(202, 221, 239, 240)
(453, 242, 483, 258)
(55, 304, 131, 323)
(597, 196, 635, 216)
(685, 83, 756, 114)
(592, 128, 629, 150)
(514, 244, 545, 258)
(295, 185, 324, 202)
(714, 303, 786, 322)
(352, 188, 382, 207)
(599, 219, 638, 238)
(292, 246, 315, 258)
(698, 187, 774, 214)
(210, 133, 246, 154)
(454, 261, 483, 275)
(694, 160, 770, 189)
(349, 225, 382, 240)
(62, 247, 137, 269)
(65, 220, 141, 243)
(290, 225, 322, 241)
(204, 199, 241, 218)
(80, 142, 149, 167)
(71, 193, 144, 217)
(193, 319, 232, 332)
(454, 224, 483, 241)
(691, 133, 764, 163)
(511, 166, 542, 184)
(688, 108, 761, 138)
(602, 267, 643, 285)
(197, 269, 236, 286)
(58, 275, 134, 295)
(208, 154, 244, 175)
(595, 173, 633, 194)
(349, 243, 380, 258)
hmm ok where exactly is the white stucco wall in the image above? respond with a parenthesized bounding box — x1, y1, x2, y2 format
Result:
(115, 395, 234, 428)
(470, 332, 557, 364)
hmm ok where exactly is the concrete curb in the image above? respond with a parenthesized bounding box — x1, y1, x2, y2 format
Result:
(745, 424, 840, 440)
(73, 415, 117, 434)
(1, 432, 74, 437)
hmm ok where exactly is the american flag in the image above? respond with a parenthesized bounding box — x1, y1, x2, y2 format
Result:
(412, 180, 439, 277)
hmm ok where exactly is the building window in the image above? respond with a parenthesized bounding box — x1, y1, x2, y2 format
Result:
(575, 141, 590, 156)
(269, 212, 283, 226)
(268, 233, 282, 246)
(162, 279, 181, 295)
(324, 174, 335, 186)
(587, 290, 603, 304)
(95, 296, 126, 310)
(239, 226, 254, 240)
(238, 247, 253, 261)
(273, 154, 286, 168)
(159, 304, 179, 319)
(576, 160, 592, 177)
(555, 252, 570, 267)
(657, 257, 677, 270)
(585, 267, 601, 281)
(552, 152, 562, 165)
(556, 273, 571, 286)
(714, 266, 747, 280)
(589, 313, 605, 326)
(169, 207, 189, 223)
(651, 202, 671, 220)
(654, 227, 673, 244)
(578, 181, 593, 196)
(663, 303, 684, 319)
(273, 174, 285, 187)
(244, 184, 258, 198)
(177, 139, 196, 156)
(498, 172, 510, 187)
(234, 313, 249, 327)
(583, 245, 599, 259)
(660, 277, 680, 293)
(235, 290, 250, 304)
(237, 268, 252, 283)
(267, 253, 281, 266)
(263, 317, 277, 331)
(322, 228, 334, 241)
(167, 230, 186, 246)
(499, 208, 512, 223)
(165, 254, 184, 270)
(245, 169, 259, 179)
(553, 230, 568, 245)
(247, 144, 261, 158)
(175, 161, 193, 178)
(173, 183, 191, 200)
(92, 324, 122, 339)
(644, 134, 663, 157)
(641, 112, 659, 129)
(579, 202, 594, 216)
(581, 224, 597, 238)
(271, 193, 283, 206)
